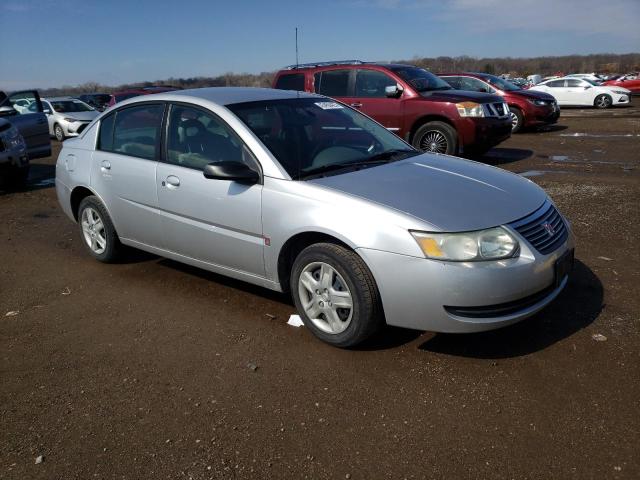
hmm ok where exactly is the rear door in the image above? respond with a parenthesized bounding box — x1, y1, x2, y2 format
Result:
(90, 103, 165, 247)
(0, 90, 51, 159)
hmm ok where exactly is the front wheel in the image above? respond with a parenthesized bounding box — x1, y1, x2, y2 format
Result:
(412, 121, 458, 155)
(77, 196, 122, 263)
(594, 94, 612, 109)
(54, 124, 65, 142)
(291, 243, 384, 348)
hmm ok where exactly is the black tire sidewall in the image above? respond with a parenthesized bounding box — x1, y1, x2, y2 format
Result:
(290, 243, 381, 348)
(77, 196, 120, 263)
(412, 121, 458, 155)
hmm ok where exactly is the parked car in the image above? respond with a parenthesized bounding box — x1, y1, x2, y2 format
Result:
(0, 90, 51, 160)
(438, 73, 559, 133)
(78, 93, 112, 111)
(37, 97, 100, 141)
(530, 77, 631, 108)
(602, 74, 640, 94)
(565, 73, 603, 83)
(56, 87, 574, 347)
(0, 117, 29, 189)
(272, 61, 512, 157)
(106, 86, 182, 108)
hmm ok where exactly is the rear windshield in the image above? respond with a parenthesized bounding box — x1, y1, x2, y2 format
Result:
(274, 73, 305, 91)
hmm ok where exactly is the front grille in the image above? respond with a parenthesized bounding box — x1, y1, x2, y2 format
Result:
(484, 102, 509, 118)
(509, 200, 568, 255)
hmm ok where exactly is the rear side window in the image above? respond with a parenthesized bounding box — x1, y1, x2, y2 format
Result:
(97, 113, 115, 151)
(111, 104, 164, 160)
(315, 70, 351, 97)
(546, 80, 565, 88)
(354, 70, 396, 98)
(274, 73, 305, 91)
(566, 79, 583, 87)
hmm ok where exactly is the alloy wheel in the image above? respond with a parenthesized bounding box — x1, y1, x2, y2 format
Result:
(510, 111, 519, 130)
(55, 125, 64, 141)
(596, 95, 611, 108)
(419, 130, 448, 153)
(81, 207, 107, 254)
(298, 262, 354, 334)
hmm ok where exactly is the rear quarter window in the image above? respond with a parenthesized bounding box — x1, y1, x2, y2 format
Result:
(274, 73, 305, 91)
(97, 113, 115, 151)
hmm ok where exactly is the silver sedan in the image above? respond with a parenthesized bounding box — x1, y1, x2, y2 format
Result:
(55, 88, 574, 347)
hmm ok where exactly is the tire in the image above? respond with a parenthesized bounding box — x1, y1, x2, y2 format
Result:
(77, 196, 122, 263)
(54, 124, 65, 142)
(411, 121, 458, 155)
(509, 107, 524, 133)
(290, 242, 384, 348)
(594, 94, 612, 109)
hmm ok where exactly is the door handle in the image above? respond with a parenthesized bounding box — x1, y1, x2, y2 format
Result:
(100, 160, 111, 172)
(350, 103, 363, 108)
(164, 175, 180, 188)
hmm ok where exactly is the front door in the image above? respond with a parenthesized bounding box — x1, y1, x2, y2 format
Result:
(156, 103, 264, 277)
(0, 90, 51, 159)
(348, 69, 404, 133)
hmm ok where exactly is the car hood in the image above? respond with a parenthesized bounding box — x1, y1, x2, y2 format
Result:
(510, 89, 556, 102)
(309, 154, 547, 232)
(599, 85, 631, 93)
(58, 111, 99, 121)
(418, 89, 504, 104)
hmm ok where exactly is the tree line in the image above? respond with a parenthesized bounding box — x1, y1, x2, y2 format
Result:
(41, 53, 640, 96)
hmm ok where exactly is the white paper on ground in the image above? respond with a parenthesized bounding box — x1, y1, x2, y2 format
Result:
(287, 315, 304, 327)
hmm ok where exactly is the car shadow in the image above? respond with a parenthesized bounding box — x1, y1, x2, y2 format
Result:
(417, 259, 602, 359)
(482, 148, 533, 165)
(0, 163, 56, 195)
(532, 124, 568, 133)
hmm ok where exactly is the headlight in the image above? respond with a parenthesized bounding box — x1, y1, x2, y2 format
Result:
(612, 89, 627, 95)
(528, 99, 549, 106)
(63, 117, 78, 122)
(410, 227, 519, 261)
(456, 102, 485, 117)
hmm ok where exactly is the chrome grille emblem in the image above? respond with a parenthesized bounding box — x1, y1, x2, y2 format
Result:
(542, 222, 556, 237)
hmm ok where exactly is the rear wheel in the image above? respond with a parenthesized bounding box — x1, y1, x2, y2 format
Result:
(412, 121, 458, 155)
(54, 124, 65, 142)
(594, 94, 612, 109)
(77, 196, 122, 263)
(291, 243, 384, 348)
(509, 107, 524, 133)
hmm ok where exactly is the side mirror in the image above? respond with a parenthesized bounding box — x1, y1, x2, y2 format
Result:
(584, 85, 592, 89)
(203, 161, 259, 184)
(385, 84, 404, 98)
(0, 105, 17, 116)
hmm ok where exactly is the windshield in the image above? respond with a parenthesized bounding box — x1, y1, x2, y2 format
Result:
(227, 98, 417, 180)
(388, 66, 453, 92)
(50, 100, 94, 113)
(481, 74, 522, 91)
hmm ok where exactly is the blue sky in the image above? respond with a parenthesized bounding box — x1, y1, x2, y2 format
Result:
(1, 0, 638, 90)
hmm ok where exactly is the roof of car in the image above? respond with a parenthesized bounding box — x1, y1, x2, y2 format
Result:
(44, 96, 76, 101)
(146, 87, 320, 106)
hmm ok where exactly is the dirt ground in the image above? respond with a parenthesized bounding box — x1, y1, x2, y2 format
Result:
(1, 102, 639, 480)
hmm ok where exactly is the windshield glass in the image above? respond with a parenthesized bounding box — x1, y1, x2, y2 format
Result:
(388, 66, 452, 92)
(481, 74, 522, 91)
(228, 98, 417, 180)
(50, 100, 94, 113)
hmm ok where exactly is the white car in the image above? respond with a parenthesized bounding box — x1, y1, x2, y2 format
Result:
(530, 77, 631, 108)
(565, 73, 603, 83)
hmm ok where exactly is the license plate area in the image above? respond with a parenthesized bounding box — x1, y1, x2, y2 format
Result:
(554, 249, 574, 287)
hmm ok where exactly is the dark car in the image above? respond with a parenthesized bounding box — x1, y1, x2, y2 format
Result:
(78, 93, 112, 111)
(106, 86, 182, 108)
(272, 61, 512, 156)
(438, 73, 560, 133)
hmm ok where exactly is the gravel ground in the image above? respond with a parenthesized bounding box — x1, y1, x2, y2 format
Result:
(1, 102, 639, 479)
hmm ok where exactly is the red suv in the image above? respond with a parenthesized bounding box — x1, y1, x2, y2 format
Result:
(272, 61, 512, 156)
(438, 73, 559, 133)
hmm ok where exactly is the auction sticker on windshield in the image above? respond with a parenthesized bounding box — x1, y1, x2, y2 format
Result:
(315, 102, 343, 110)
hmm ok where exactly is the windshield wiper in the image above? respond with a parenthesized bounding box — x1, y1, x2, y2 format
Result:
(299, 149, 418, 180)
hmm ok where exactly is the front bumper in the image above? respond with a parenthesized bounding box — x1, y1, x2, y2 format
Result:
(460, 116, 512, 150)
(357, 226, 575, 333)
(0, 140, 28, 168)
(63, 120, 92, 137)
(525, 104, 560, 126)
(612, 93, 631, 105)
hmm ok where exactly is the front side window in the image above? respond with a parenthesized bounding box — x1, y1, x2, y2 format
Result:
(354, 70, 397, 98)
(274, 73, 305, 91)
(453, 77, 494, 93)
(315, 70, 351, 97)
(166, 104, 255, 170)
(7, 91, 41, 114)
(110, 104, 164, 159)
(228, 98, 417, 180)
